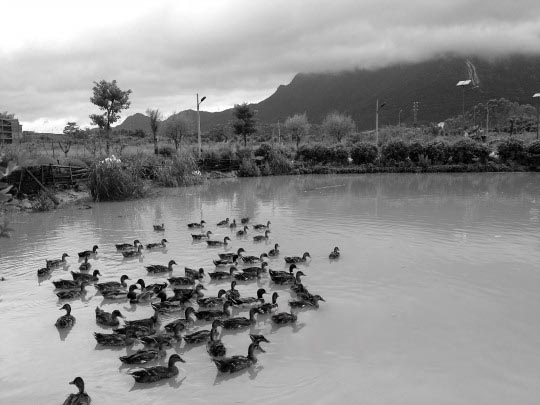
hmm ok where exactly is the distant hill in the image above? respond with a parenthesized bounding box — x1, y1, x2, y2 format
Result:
(116, 54, 540, 132)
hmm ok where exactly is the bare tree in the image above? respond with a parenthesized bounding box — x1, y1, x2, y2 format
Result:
(284, 113, 310, 149)
(161, 115, 193, 150)
(322, 112, 355, 143)
(147, 108, 161, 155)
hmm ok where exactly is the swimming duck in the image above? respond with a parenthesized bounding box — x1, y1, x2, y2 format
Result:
(78, 256, 91, 271)
(183, 319, 222, 344)
(139, 323, 184, 348)
(96, 275, 131, 293)
(218, 248, 245, 261)
(197, 289, 228, 307)
(221, 307, 262, 330)
(206, 326, 226, 357)
(77, 245, 99, 258)
(53, 278, 82, 290)
(194, 300, 233, 321)
(94, 331, 136, 346)
(207, 236, 231, 247)
(127, 288, 154, 304)
(226, 280, 240, 300)
(213, 342, 265, 373)
(62, 376, 91, 405)
(233, 268, 262, 281)
(172, 284, 206, 303)
(115, 239, 140, 251)
(272, 270, 306, 285)
(101, 284, 138, 300)
(119, 341, 170, 365)
(240, 217, 250, 224)
(240, 252, 268, 264)
(145, 260, 177, 273)
(271, 310, 297, 324)
(208, 267, 237, 280)
(236, 226, 249, 236)
(122, 245, 144, 258)
(329, 246, 340, 259)
(258, 292, 279, 314)
(46, 253, 69, 268)
(268, 243, 280, 257)
(145, 238, 168, 249)
(153, 223, 165, 231)
(71, 269, 101, 283)
(187, 220, 205, 229)
(113, 324, 156, 338)
(184, 267, 205, 280)
(269, 264, 297, 280)
(192, 230, 212, 240)
(151, 292, 184, 313)
(135, 279, 168, 294)
(216, 217, 229, 226)
(37, 263, 52, 277)
(130, 354, 185, 383)
(289, 295, 326, 309)
(253, 230, 271, 242)
(163, 307, 196, 333)
(124, 308, 160, 329)
(230, 288, 267, 307)
(249, 334, 270, 345)
(55, 303, 76, 328)
(229, 219, 237, 228)
(213, 256, 238, 267)
(253, 221, 271, 230)
(242, 262, 268, 276)
(168, 275, 196, 287)
(95, 307, 124, 326)
(284, 252, 311, 264)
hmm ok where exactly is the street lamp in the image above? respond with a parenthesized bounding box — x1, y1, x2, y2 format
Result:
(456, 80, 472, 134)
(533, 93, 540, 140)
(375, 99, 386, 147)
(197, 93, 206, 158)
(398, 108, 403, 127)
(485, 99, 497, 137)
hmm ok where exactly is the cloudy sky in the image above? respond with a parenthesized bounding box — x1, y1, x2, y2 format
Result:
(2, 0, 540, 132)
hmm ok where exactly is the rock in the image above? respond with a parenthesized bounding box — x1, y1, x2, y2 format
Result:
(20, 199, 33, 210)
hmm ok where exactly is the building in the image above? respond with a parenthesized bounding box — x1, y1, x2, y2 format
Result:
(0, 118, 22, 144)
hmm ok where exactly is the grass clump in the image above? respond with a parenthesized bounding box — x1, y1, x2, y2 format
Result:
(88, 155, 145, 201)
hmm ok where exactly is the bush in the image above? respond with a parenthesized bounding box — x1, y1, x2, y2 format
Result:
(328, 144, 349, 165)
(296, 143, 331, 164)
(497, 138, 525, 162)
(32, 191, 54, 212)
(254, 143, 273, 159)
(424, 140, 450, 164)
(154, 151, 203, 187)
(450, 139, 490, 164)
(408, 141, 426, 164)
(237, 158, 260, 177)
(350, 142, 378, 164)
(88, 155, 145, 201)
(381, 139, 409, 163)
(235, 148, 254, 162)
(527, 140, 540, 155)
(158, 145, 177, 158)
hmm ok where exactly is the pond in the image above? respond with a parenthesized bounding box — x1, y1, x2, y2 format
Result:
(1, 173, 540, 404)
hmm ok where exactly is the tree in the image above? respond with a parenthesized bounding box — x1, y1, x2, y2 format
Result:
(147, 109, 161, 155)
(89, 80, 132, 155)
(161, 115, 193, 150)
(0, 112, 15, 119)
(284, 113, 310, 149)
(322, 112, 355, 143)
(232, 103, 257, 147)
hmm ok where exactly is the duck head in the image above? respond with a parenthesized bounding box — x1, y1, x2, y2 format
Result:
(168, 260, 177, 268)
(256, 288, 267, 299)
(59, 303, 72, 315)
(111, 309, 124, 319)
(217, 289, 228, 298)
(92, 245, 99, 252)
(250, 334, 270, 344)
(168, 354, 186, 367)
(69, 376, 85, 394)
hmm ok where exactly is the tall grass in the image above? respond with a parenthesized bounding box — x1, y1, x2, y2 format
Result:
(88, 155, 145, 201)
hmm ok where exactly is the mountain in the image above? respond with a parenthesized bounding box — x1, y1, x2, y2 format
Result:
(116, 54, 540, 132)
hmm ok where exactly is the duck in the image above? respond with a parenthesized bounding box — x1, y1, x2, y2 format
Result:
(192, 230, 212, 240)
(153, 223, 165, 231)
(249, 334, 270, 345)
(268, 243, 280, 257)
(55, 303, 76, 328)
(253, 230, 271, 242)
(163, 307, 196, 333)
(130, 354, 185, 383)
(77, 245, 99, 258)
(230, 288, 267, 307)
(145, 260, 177, 273)
(37, 263, 52, 277)
(46, 253, 69, 268)
(272, 270, 306, 286)
(115, 239, 140, 251)
(78, 256, 91, 271)
(62, 376, 91, 405)
(289, 295, 326, 309)
(221, 307, 262, 330)
(229, 219, 237, 228)
(139, 323, 184, 348)
(194, 300, 233, 321)
(135, 278, 168, 294)
(71, 269, 101, 283)
(240, 217, 250, 224)
(183, 319, 222, 344)
(213, 342, 265, 373)
(329, 246, 340, 259)
(241, 262, 268, 276)
(53, 278, 82, 290)
(269, 264, 297, 280)
(253, 220, 271, 230)
(284, 252, 311, 264)
(124, 308, 160, 329)
(240, 252, 268, 264)
(187, 220, 205, 229)
(122, 245, 144, 258)
(236, 226, 249, 236)
(207, 236, 231, 247)
(145, 238, 168, 249)
(151, 292, 184, 313)
(172, 284, 206, 303)
(226, 280, 240, 300)
(101, 284, 138, 300)
(208, 267, 237, 280)
(197, 289, 228, 307)
(96, 275, 131, 293)
(184, 267, 205, 280)
(233, 268, 262, 281)
(213, 256, 238, 267)
(95, 307, 124, 326)
(113, 324, 155, 338)
(216, 217, 229, 226)
(271, 310, 297, 325)
(218, 248, 245, 261)
(168, 274, 196, 287)
(94, 331, 137, 346)
(127, 288, 154, 304)
(206, 325, 226, 357)
(258, 292, 279, 314)
(119, 341, 170, 365)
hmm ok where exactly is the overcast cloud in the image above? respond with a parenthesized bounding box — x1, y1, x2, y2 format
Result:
(2, 0, 540, 132)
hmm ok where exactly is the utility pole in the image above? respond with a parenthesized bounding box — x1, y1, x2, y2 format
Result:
(398, 109, 403, 127)
(196, 93, 206, 159)
(534, 93, 540, 140)
(375, 99, 386, 148)
(412, 102, 419, 127)
(277, 121, 281, 144)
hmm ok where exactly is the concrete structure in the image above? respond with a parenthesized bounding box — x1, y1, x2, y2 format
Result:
(0, 118, 22, 144)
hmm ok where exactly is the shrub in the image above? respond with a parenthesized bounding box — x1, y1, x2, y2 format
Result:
(350, 142, 378, 165)
(424, 140, 450, 164)
(297, 143, 331, 164)
(158, 145, 177, 158)
(450, 139, 490, 164)
(254, 143, 273, 159)
(527, 140, 540, 155)
(237, 158, 260, 177)
(381, 139, 409, 163)
(328, 144, 349, 165)
(235, 148, 254, 162)
(408, 141, 426, 164)
(497, 138, 525, 162)
(32, 191, 54, 212)
(154, 151, 203, 187)
(88, 155, 145, 201)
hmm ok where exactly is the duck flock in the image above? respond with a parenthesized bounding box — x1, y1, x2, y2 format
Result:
(41, 217, 340, 405)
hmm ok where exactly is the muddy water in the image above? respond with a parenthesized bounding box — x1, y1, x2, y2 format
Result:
(1, 173, 540, 404)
